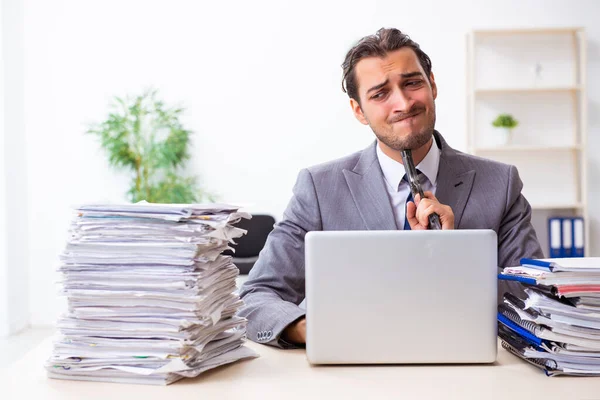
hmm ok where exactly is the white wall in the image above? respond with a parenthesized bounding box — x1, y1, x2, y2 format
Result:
(6, 0, 600, 326)
(0, 0, 7, 337)
(1, 0, 29, 336)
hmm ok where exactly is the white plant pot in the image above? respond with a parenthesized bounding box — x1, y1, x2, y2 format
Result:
(494, 127, 512, 146)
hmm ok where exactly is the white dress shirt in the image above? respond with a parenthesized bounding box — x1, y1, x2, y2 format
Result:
(376, 139, 441, 229)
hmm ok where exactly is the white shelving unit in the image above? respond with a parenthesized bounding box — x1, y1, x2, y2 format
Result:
(466, 27, 589, 257)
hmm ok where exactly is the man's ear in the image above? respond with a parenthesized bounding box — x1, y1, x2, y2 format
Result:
(430, 71, 437, 100)
(350, 98, 369, 125)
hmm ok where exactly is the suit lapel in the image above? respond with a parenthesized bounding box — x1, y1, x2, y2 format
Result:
(433, 132, 475, 228)
(342, 132, 476, 230)
(343, 142, 398, 230)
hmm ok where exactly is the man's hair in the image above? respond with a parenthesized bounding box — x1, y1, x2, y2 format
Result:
(341, 28, 432, 104)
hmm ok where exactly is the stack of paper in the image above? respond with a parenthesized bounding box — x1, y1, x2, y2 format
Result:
(45, 202, 258, 385)
(498, 257, 600, 376)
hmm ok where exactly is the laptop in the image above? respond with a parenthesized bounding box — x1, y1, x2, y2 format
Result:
(304, 229, 498, 364)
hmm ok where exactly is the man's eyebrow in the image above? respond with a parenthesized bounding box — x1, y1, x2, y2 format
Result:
(366, 72, 425, 95)
(400, 71, 424, 79)
(366, 79, 389, 95)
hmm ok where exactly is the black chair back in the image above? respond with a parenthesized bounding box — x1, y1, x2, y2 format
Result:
(224, 215, 275, 274)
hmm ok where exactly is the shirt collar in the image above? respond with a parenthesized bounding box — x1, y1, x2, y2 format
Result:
(376, 138, 440, 191)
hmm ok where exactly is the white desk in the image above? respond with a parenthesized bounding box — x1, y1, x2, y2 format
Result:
(2, 338, 600, 399)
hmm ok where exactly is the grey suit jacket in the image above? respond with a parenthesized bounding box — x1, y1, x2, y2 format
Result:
(238, 131, 543, 348)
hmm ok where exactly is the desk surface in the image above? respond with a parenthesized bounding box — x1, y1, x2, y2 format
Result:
(2, 338, 600, 400)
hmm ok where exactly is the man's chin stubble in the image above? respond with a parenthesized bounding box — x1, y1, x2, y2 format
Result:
(377, 128, 433, 151)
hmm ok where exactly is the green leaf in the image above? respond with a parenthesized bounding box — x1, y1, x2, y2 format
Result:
(492, 113, 518, 129)
(88, 89, 212, 203)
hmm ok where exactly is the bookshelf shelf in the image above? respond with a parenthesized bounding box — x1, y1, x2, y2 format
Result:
(467, 27, 588, 257)
(472, 27, 583, 36)
(472, 145, 582, 153)
(531, 203, 585, 211)
(475, 86, 581, 94)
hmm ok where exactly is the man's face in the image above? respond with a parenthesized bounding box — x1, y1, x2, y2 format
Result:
(350, 47, 437, 151)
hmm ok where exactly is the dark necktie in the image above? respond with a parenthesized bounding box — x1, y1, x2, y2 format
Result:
(401, 170, 423, 230)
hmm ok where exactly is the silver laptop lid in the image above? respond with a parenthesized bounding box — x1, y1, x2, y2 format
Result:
(305, 229, 498, 364)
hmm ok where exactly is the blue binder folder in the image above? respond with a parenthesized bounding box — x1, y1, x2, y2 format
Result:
(573, 217, 584, 257)
(548, 217, 562, 258)
(562, 218, 573, 257)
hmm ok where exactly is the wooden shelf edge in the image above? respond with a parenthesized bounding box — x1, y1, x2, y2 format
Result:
(531, 203, 585, 210)
(473, 146, 582, 152)
(472, 28, 584, 36)
(474, 86, 581, 94)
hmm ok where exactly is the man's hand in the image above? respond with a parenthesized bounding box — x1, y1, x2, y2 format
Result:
(406, 191, 454, 230)
(281, 317, 306, 345)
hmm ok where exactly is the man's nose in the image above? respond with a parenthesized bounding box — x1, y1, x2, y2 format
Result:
(390, 88, 413, 113)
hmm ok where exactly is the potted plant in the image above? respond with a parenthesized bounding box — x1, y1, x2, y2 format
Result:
(88, 89, 213, 204)
(491, 113, 518, 146)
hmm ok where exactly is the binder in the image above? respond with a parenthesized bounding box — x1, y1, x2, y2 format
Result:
(548, 218, 562, 258)
(573, 217, 585, 257)
(562, 218, 573, 258)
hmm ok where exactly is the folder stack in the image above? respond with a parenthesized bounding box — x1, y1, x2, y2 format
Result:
(498, 257, 600, 376)
(548, 217, 585, 258)
(45, 202, 258, 385)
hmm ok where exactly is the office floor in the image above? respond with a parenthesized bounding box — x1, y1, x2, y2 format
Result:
(0, 275, 251, 372)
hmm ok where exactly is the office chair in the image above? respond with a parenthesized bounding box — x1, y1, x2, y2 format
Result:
(224, 214, 276, 275)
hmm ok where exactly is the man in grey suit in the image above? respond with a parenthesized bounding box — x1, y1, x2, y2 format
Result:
(238, 27, 543, 348)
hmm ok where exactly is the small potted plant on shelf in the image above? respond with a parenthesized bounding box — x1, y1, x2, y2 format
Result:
(491, 113, 518, 146)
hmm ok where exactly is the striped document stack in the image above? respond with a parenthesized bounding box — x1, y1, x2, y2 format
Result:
(498, 257, 600, 376)
(45, 203, 258, 385)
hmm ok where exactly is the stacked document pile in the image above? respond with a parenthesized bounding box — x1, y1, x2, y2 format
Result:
(498, 257, 600, 376)
(46, 203, 258, 385)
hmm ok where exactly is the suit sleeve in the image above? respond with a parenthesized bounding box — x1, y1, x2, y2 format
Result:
(496, 165, 544, 302)
(237, 168, 322, 348)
